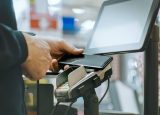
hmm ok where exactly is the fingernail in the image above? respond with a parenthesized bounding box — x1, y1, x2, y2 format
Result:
(64, 65, 70, 70)
(76, 48, 83, 52)
(52, 59, 57, 63)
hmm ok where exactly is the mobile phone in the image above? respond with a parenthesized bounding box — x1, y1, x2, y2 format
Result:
(59, 54, 113, 70)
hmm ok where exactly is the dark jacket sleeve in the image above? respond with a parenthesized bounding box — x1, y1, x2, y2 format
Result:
(0, 23, 28, 71)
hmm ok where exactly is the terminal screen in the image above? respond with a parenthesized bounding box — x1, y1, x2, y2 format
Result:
(87, 0, 153, 54)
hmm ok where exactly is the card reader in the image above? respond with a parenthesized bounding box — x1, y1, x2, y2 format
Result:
(55, 64, 112, 102)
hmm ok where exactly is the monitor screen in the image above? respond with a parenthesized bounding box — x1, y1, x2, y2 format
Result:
(85, 0, 157, 54)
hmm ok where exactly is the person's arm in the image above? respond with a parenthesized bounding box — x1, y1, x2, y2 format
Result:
(0, 23, 28, 71)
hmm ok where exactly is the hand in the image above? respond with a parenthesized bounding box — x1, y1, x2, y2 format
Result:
(43, 38, 83, 72)
(22, 33, 52, 80)
(22, 34, 83, 80)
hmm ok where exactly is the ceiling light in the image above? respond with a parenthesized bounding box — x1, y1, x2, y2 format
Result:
(48, 0, 61, 5)
(72, 8, 85, 14)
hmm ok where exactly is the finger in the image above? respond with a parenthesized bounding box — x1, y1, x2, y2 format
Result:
(49, 62, 54, 71)
(61, 41, 84, 55)
(64, 65, 70, 70)
(51, 59, 59, 72)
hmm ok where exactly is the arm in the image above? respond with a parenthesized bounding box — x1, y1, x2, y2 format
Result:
(0, 23, 28, 71)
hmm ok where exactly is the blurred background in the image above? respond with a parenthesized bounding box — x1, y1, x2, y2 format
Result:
(12, 0, 160, 115)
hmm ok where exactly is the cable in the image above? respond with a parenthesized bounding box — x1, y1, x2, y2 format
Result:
(37, 80, 39, 115)
(64, 101, 75, 115)
(50, 101, 61, 115)
(99, 78, 110, 104)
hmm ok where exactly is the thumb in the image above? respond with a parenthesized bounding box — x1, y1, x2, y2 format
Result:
(61, 41, 83, 55)
(71, 48, 84, 55)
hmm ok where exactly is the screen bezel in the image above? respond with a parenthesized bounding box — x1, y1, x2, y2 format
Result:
(84, 0, 160, 55)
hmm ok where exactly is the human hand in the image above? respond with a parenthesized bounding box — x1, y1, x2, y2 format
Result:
(43, 38, 83, 72)
(22, 33, 52, 80)
(22, 34, 83, 80)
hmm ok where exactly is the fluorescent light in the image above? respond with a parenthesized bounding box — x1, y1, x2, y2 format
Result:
(72, 8, 85, 14)
(48, 0, 61, 5)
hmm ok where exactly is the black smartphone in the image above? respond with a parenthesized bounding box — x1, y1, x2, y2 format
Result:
(59, 54, 113, 70)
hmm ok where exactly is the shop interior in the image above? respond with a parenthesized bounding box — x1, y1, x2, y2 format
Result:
(13, 0, 160, 115)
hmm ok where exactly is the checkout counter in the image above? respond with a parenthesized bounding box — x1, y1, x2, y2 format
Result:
(25, 0, 159, 115)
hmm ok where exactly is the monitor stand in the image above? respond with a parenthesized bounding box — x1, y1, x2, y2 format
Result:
(83, 89, 99, 115)
(144, 25, 159, 115)
(81, 25, 159, 115)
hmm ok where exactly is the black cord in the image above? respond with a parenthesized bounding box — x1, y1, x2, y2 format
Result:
(99, 78, 110, 104)
(37, 80, 39, 115)
(50, 101, 61, 115)
(64, 101, 75, 115)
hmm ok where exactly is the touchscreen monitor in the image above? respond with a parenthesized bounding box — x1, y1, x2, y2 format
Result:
(85, 0, 159, 54)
